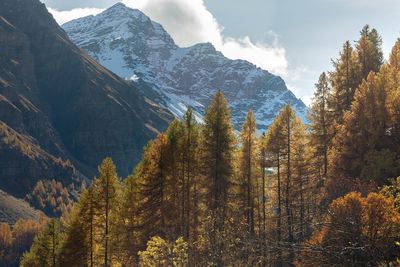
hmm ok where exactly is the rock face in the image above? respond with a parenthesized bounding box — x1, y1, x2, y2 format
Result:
(0, 0, 173, 197)
(63, 3, 308, 130)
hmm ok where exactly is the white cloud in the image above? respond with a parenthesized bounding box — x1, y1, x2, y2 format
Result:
(48, 7, 103, 25)
(48, 0, 289, 77)
(122, 0, 221, 47)
(283, 67, 320, 106)
(121, 0, 288, 76)
(221, 37, 288, 76)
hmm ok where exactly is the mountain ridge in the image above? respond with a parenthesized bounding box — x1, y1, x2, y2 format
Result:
(63, 3, 307, 130)
(0, 189, 44, 225)
(0, 0, 173, 198)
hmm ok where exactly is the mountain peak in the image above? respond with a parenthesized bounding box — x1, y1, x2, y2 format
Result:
(101, 2, 148, 21)
(190, 42, 219, 54)
(63, 4, 307, 130)
(109, 2, 127, 9)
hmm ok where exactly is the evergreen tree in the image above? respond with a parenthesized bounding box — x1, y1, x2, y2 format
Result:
(0, 223, 11, 252)
(0, 223, 12, 266)
(180, 109, 201, 264)
(21, 219, 62, 267)
(239, 110, 258, 236)
(135, 134, 170, 239)
(265, 113, 285, 266)
(119, 168, 147, 265)
(328, 71, 398, 198)
(330, 41, 361, 122)
(200, 91, 236, 265)
(258, 133, 268, 266)
(96, 158, 120, 267)
(237, 110, 260, 263)
(21, 26, 400, 267)
(356, 25, 384, 79)
(386, 39, 400, 158)
(309, 72, 333, 178)
(282, 105, 296, 264)
(59, 187, 96, 266)
(291, 119, 312, 242)
(265, 105, 314, 266)
(166, 119, 185, 239)
(297, 192, 400, 267)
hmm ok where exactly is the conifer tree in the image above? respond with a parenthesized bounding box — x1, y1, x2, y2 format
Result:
(258, 133, 268, 265)
(309, 72, 333, 178)
(21, 219, 62, 267)
(236, 110, 260, 263)
(291, 119, 312, 241)
(180, 108, 201, 263)
(265, 105, 313, 265)
(282, 105, 296, 263)
(135, 134, 170, 240)
(95, 158, 120, 267)
(200, 91, 236, 265)
(265, 109, 285, 266)
(328, 71, 397, 198)
(119, 172, 143, 265)
(24, 25, 400, 267)
(59, 187, 96, 266)
(386, 39, 400, 157)
(356, 25, 384, 79)
(297, 192, 400, 267)
(330, 41, 361, 122)
(0, 223, 11, 252)
(166, 119, 185, 238)
(239, 110, 258, 236)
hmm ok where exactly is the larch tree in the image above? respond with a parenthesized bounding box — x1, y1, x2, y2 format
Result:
(296, 192, 400, 267)
(329, 41, 361, 123)
(265, 112, 285, 266)
(135, 134, 170, 240)
(0, 223, 12, 251)
(119, 172, 144, 265)
(281, 105, 296, 259)
(328, 70, 399, 199)
(237, 109, 260, 264)
(356, 25, 384, 79)
(180, 108, 201, 264)
(95, 158, 120, 267)
(200, 91, 236, 266)
(265, 105, 312, 266)
(309, 72, 333, 178)
(166, 119, 185, 239)
(258, 132, 269, 265)
(21, 219, 62, 267)
(59, 187, 98, 266)
(291, 118, 312, 242)
(386, 39, 400, 161)
(239, 109, 258, 236)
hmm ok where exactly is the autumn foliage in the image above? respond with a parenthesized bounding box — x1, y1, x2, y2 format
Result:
(15, 26, 400, 266)
(296, 191, 400, 266)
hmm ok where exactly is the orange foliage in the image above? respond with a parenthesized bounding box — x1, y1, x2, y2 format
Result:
(296, 192, 400, 266)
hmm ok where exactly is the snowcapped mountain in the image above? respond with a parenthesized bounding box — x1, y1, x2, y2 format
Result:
(63, 3, 307, 130)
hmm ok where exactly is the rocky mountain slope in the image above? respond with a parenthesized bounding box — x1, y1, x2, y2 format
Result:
(63, 3, 307, 130)
(0, 190, 44, 224)
(0, 0, 172, 198)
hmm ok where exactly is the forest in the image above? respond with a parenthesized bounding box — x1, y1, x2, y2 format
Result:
(2, 25, 399, 266)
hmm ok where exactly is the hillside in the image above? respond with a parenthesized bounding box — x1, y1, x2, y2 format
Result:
(0, 0, 173, 198)
(63, 3, 307, 130)
(0, 190, 43, 224)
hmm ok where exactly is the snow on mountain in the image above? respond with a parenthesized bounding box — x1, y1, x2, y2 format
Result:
(63, 2, 307, 130)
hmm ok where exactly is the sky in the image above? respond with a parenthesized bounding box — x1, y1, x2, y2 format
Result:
(42, 0, 400, 105)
